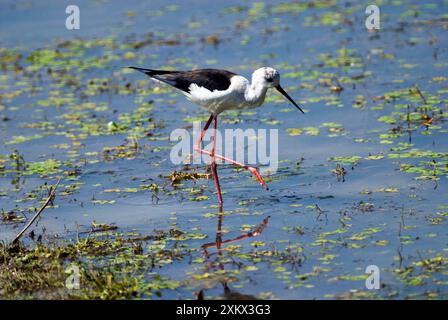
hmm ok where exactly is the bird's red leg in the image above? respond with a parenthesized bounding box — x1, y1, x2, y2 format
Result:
(211, 116, 223, 205)
(197, 114, 214, 148)
(194, 114, 267, 190)
(213, 154, 267, 190)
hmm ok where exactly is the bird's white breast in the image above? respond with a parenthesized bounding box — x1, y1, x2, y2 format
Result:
(186, 75, 252, 115)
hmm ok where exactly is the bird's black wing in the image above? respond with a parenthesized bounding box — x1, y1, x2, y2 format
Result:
(129, 67, 236, 92)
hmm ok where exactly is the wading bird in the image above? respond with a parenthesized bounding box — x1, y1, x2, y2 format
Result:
(130, 66, 304, 206)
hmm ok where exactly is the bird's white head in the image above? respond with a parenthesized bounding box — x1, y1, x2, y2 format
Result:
(252, 67, 304, 113)
(252, 67, 280, 88)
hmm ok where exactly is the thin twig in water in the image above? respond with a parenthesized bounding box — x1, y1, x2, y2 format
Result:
(12, 177, 62, 244)
(315, 204, 328, 222)
(414, 85, 427, 105)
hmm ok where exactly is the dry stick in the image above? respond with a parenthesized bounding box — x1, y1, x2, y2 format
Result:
(12, 177, 62, 244)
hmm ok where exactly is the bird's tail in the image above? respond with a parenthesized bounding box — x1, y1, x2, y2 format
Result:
(128, 66, 176, 76)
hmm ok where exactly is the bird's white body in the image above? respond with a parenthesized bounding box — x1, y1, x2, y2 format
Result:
(185, 68, 280, 115)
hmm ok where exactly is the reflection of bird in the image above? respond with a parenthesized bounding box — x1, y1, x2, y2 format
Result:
(222, 283, 259, 300)
(130, 66, 304, 205)
(197, 209, 270, 300)
(196, 284, 259, 300)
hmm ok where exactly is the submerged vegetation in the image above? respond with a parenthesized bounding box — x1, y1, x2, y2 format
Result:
(0, 0, 447, 299)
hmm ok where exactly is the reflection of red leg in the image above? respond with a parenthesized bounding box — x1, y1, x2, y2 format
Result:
(211, 116, 223, 205)
(194, 115, 267, 190)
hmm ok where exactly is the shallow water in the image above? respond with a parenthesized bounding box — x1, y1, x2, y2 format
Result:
(0, 0, 447, 299)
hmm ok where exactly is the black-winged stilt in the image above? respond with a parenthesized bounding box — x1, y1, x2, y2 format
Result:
(129, 66, 304, 206)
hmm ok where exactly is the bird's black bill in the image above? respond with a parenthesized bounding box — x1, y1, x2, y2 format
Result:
(275, 85, 304, 114)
